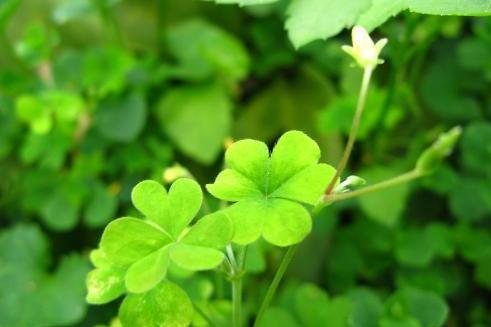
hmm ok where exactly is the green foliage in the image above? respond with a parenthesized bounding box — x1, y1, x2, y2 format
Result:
(87, 179, 232, 324)
(207, 130, 336, 246)
(156, 84, 232, 164)
(205, 0, 491, 47)
(0, 225, 89, 327)
(358, 166, 410, 226)
(1, 1, 491, 326)
(119, 280, 194, 327)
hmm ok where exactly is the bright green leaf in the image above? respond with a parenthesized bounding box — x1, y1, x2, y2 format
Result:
(125, 247, 170, 294)
(208, 130, 332, 246)
(225, 139, 270, 192)
(170, 244, 225, 271)
(206, 169, 264, 201)
(262, 199, 312, 247)
(86, 266, 126, 304)
(167, 178, 203, 238)
(286, 0, 371, 48)
(100, 217, 172, 266)
(131, 180, 169, 226)
(119, 281, 193, 327)
(182, 212, 233, 249)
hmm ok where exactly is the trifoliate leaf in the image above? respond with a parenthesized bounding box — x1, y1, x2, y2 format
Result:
(125, 247, 170, 294)
(181, 211, 234, 249)
(119, 280, 193, 327)
(207, 131, 335, 246)
(100, 217, 173, 266)
(91, 179, 232, 304)
(167, 178, 204, 238)
(170, 244, 225, 271)
(131, 178, 203, 238)
(86, 265, 126, 304)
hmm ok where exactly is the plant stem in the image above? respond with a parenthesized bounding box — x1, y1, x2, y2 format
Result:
(325, 67, 373, 195)
(228, 245, 246, 327)
(232, 276, 242, 327)
(327, 169, 422, 203)
(253, 244, 298, 327)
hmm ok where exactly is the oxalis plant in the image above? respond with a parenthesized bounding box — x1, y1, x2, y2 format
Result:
(86, 26, 461, 327)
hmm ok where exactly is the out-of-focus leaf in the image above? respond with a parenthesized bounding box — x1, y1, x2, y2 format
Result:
(460, 122, 491, 176)
(358, 166, 410, 226)
(156, 84, 232, 164)
(420, 56, 482, 123)
(449, 177, 491, 221)
(41, 189, 81, 231)
(94, 92, 147, 143)
(349, 288, 383, 327)
(317, 86, 403, 139)
(396, 229, 435, 267)
(83, 46, 135, 97)
(84, 182, 118, 228)
(166, 19, 250, 84)
(258, 307, 299, 327)
(388, 287, 449, 327)
(15, 22, 59, 65)
(0, 224, 89, 327)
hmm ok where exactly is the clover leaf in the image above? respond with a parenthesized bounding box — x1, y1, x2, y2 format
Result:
(87, 178, 233, 303)
(207, 130, 335, 247)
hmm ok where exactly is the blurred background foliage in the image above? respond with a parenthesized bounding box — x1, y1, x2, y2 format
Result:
(1, 0, 491, 326)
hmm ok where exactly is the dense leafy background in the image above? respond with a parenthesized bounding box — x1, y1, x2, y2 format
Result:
(1, 0, 491, 326)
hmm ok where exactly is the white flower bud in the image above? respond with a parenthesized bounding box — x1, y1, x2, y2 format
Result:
(342, 25, 388, 69)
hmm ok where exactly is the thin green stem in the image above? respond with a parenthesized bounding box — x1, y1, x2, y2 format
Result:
(228, 245, 246, 327)
(325, 67, 374, 194)
(232, 276, 242, 327)
(253, 244, 298, 327)
(327, 169, 422, 203)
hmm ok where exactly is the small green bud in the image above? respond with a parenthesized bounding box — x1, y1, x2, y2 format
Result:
(334, 175, 366, 193)
(163, 164, 191, 183)
(416, 126, 462, 174)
